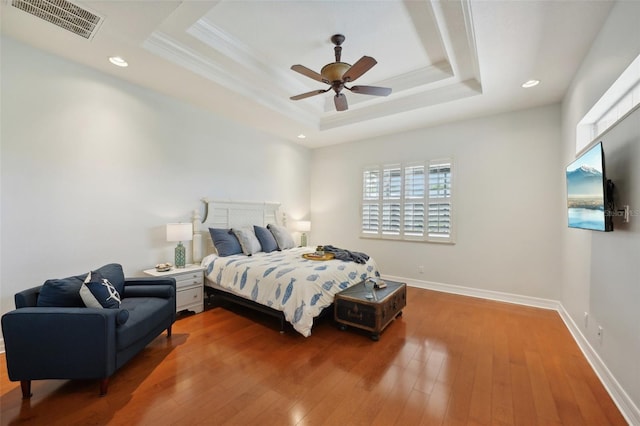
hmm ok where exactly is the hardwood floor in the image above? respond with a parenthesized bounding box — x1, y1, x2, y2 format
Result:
(0, 287, 627, 425)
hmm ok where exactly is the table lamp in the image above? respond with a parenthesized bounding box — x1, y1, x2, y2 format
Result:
(166, 223, 193, 268)
(296, 220, 311, 247)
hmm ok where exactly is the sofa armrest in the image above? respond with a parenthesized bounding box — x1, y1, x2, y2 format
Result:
(14, 286, 42, 308)
(1, 308, 120, 381)
(123, 284, 175, 299)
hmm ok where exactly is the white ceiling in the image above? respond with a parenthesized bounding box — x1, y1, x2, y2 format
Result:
(1, 0, 614, 148)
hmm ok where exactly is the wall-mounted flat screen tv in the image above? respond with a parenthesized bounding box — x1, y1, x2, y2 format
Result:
(566, 142, 612, 231)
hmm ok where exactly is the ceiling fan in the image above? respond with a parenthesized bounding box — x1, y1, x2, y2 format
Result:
(289, 34, 392, 112)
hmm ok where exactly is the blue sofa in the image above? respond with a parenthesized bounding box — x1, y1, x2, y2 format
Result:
(1, 263, 176, 398)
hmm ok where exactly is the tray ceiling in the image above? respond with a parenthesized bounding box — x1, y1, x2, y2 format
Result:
(1, 0, 613, 147)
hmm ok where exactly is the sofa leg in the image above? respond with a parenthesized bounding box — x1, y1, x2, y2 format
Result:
(99, 378, 109, 396)
(167, 325, 172, 337)
(20, 380, 32, 399)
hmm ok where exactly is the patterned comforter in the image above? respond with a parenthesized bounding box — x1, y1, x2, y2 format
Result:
(201, 247, 379, 337)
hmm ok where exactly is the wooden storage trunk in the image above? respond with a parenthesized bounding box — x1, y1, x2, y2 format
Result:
(334, 280, 406, 341)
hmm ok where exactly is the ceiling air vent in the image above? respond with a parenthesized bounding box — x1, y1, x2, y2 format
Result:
(11, 0, 102, 39)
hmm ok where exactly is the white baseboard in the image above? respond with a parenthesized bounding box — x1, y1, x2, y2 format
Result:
(557, 308, 640, 426)
(0, 338, 4, 353)
(383, 275, 640, 425)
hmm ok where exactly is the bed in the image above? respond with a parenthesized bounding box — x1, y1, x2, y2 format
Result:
(193, 200, 380, 337)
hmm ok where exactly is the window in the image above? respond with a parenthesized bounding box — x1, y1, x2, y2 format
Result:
(576, 54, 640, 154)
(361, 159, 454, 243)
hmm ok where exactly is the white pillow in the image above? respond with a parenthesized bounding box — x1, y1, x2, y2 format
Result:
(231, 227, 262, 255)
(267, 224, 295, 250)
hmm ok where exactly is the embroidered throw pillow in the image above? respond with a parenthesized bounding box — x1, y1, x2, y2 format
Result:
(80, 271, 121, 309)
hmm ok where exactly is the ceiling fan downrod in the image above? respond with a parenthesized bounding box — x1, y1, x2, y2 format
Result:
(331, 34, 345, 62)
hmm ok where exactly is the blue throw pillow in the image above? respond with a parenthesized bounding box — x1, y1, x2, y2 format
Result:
(79, 271, 121, 309)
(37, 276, 85, 307)
(94, 263, 125, 296)
(208, 228, 242, 256)
(254, 225, 278, 253)
(116, 309, 129, 325)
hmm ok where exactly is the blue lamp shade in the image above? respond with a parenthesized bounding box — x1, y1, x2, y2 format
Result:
(166, 223, 193, 268)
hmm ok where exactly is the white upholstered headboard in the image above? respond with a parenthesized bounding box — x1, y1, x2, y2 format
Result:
(192, 199, 282, 259)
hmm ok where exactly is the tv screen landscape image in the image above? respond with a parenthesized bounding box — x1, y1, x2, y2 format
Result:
(566, 142, 611, 231)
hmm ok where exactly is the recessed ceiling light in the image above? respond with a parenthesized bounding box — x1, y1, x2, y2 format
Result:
(522, 79, 540, 88)
(297, 134, 306, 139)
(109, 56, 128, 67)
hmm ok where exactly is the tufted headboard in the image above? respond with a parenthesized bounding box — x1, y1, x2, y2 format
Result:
(192, 199, 282, 259)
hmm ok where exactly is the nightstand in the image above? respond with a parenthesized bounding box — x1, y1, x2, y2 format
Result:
(143, 264, 204, 314)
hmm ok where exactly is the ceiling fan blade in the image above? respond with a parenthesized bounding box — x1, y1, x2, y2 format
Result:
(291, 64, 329, 84)
(334, 93, 348, 111)
(290, 89, 330, 100)
(342, 56, 377, 82)
(348, 85, 392, 96)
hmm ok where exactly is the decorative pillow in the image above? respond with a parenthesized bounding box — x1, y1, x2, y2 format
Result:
(36, 264, 126, 307)
(94, 263, 126, 296)
(232, 227, 262, 255)
(208, 228, 243, 257)
(116, 309, 130, 325)
(267, 223, 295, 250)
(37, 276, 85, 307)
(79, 271, 121, 309)
(254, 225, 278, 253)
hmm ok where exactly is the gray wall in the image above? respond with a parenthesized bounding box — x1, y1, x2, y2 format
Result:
(311, 104, 563, 300)
(561, 0, 640, 412)
(0, 36, 311, 333)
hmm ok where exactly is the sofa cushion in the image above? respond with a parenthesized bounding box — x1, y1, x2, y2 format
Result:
(37, 276, 84, 307)
(80, 271, 122, 309)
(116, 297, 172, 351)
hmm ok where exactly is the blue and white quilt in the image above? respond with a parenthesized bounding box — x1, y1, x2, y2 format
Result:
(201, 247, 379, 337)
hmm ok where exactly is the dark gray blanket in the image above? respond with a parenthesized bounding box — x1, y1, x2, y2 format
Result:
(322, 245, 370, 264)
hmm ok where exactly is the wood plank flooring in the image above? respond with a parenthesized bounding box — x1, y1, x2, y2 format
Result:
(0, 287, 627, 425)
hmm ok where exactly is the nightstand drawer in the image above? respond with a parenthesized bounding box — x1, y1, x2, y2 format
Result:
(176, 286, 203, 311)
(174, 272, 204, 289)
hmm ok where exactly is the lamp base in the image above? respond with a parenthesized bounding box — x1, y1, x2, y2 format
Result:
(301, 233, 307, 247)
(175, 242, 186, 268)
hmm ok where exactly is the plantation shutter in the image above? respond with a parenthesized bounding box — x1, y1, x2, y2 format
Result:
(404, 164, 425, 237)
(361, 159, 453, 243)
(362, 167, 380, 234)
(382, 166, 401, 235)
(427, 159, 453, 242)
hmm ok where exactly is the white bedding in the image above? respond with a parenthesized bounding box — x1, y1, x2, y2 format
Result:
(201, 247, 379, 337)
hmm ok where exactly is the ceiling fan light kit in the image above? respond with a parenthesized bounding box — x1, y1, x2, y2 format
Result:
(290, 34, 392, 112)
(321, 62, 351, 82)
